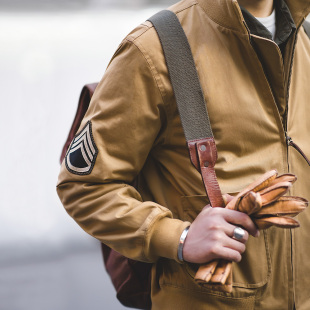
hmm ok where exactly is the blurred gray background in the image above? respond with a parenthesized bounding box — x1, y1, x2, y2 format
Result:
(0, 1, 175, 309)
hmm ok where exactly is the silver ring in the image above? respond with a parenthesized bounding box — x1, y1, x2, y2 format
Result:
(233, 227, 245, 240)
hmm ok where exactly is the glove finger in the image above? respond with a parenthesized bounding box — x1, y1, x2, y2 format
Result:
(268, 173, 297, 186)
(253, 197, 308, 217)
(222, 193, 234, 206)
(250, 170, 278, 193)
(224, 266, 232, 286)
(210, 260, 232, 285)
(195, 260, 218, 283)
(278, 196, 309, 205)
(254, 216, 300, 229)
(237, 191, 262, 215)
(225, 170, 278, 210)
(259, 181, 292, 205)
(196, 261, 233, 293)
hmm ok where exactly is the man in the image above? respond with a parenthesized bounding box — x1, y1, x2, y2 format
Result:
(57, 0, 310, 308)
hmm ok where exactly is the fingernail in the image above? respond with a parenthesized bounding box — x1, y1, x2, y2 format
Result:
(255, 230, 260, 238)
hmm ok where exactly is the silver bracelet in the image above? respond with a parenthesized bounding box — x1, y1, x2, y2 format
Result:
(177, 226, 190, 262)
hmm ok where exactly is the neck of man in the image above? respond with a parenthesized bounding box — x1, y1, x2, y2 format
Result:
(237, 0, 274, 17)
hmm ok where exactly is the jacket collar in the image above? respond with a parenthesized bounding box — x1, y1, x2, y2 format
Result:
(196, 0, 310, 32)
(241, 0, 296, 46)
(285, 0, 310, 28)
(196, 0, 247, 34)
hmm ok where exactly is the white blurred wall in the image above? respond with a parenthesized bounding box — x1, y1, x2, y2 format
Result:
(0, 7, 162, 254)
(0, 6, 165, 310)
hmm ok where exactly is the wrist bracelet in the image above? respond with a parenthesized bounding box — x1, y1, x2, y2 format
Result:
(177, 226, 190, 262)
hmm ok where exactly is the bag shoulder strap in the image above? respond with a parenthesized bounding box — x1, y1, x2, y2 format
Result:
(303, 20, 310, 39)
(148, 10, 213, 141)
(148, 10, 224, 208)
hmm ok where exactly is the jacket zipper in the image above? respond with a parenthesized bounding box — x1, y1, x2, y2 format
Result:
(282, 26, 308, 310)
(281, 28, 296, 169)
(246, 24, 304, 309)
(283, 28, 310, 168)
(244, 22, 285, 140)
(282, 30, 297, 310)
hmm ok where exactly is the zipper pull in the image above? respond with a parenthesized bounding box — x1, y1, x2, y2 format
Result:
(286, 134, 310, 166)
(286, 134, 293, 146)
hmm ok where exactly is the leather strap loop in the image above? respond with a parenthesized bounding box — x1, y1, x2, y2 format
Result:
(188, 138, 224, 208)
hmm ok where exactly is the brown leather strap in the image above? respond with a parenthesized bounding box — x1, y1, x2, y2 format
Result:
(188, 138, 224, 208)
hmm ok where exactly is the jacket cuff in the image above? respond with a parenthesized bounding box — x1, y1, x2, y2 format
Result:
(149, 217, 191, 263)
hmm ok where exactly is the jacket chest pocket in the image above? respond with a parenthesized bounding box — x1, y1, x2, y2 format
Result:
(180, 194, 271, 293)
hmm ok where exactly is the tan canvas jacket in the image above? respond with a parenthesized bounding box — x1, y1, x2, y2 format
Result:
(57, 0, 310, 308)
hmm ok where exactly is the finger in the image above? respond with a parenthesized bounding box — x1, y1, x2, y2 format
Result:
(222, 209, 259, 237)
(223, 235, 246, 254)
(224, 223, 249, 243)
(212, 246, 242, 263)
(202, 204, 212, 212)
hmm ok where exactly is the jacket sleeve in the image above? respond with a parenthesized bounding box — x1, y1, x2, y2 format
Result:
(56, 37, 190, 263)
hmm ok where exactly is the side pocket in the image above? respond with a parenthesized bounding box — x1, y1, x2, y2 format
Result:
(180, 195, 271, 290)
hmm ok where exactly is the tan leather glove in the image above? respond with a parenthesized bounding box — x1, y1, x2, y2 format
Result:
(194, 170, 308, 292)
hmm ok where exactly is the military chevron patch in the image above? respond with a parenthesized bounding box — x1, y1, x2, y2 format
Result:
(65, 121, 98, 175)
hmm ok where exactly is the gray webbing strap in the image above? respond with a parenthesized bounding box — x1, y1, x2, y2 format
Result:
(148, 10, 214, 141)
(303, 20, 310, 39)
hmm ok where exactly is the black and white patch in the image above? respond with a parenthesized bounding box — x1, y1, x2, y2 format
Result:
(65, 121, 98, 175)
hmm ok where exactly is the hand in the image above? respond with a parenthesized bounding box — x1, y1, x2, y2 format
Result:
(192, 170, 307, 292)
(182, 205, 259, 264)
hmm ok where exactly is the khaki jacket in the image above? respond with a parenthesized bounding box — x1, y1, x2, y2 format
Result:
(57, 0, 310, 308)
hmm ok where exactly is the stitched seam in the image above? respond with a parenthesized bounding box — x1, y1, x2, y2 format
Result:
(246, 39, 287, 174)
(107, 184, 172, 263)
(125, 38, 172, 147)
(128, 39, 167, 102)
(142, 210, 173, 262)
(173, 1, 198, 15)
(197, 1, 246, 34)
(126, 24, 150, 42)
(121, 185, 171, 263)
(160, 283, 256, 300)
(126, 3, 202, 147)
